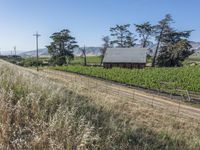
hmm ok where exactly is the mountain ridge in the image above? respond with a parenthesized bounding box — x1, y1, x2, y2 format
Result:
(19, 41, 200, 57)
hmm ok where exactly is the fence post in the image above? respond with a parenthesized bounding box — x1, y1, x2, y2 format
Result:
(88, 78, 90, 87)
(132, 89, 135, 100)
(152, 95, 154, 108)
(170, 92, 172, 100)
(177, 100, 181, 116)
(74, 75, 76, 83)
(80, 76, 83, 85)
(106, 83, 109, 94)
(186, 90, 191, 102)
(73, 75, 75, 91)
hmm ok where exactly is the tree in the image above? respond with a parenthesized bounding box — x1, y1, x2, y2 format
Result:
(110, 24, 136, 48)
(100, 36, 111, 65)
(157, 30, 194, 67)
(47, 29, 78, 65)
(135, 22, 154, 48)
(152, 14, 173, 67)
(80, 46, 87, 66)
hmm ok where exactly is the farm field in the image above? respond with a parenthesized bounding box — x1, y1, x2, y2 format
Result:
(71, 56, 101, 65)
(1, 60, 200, 149)
(188, 55, 200, 62)
(52, 65, 200, 94)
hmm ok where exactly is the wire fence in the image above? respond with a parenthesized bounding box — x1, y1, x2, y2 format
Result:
(44, 70, 200, 121)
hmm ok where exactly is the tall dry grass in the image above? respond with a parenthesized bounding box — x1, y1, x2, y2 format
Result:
(0, 60, 200, 150)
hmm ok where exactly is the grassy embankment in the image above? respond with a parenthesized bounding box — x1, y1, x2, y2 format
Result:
(0, 60, 200, 149)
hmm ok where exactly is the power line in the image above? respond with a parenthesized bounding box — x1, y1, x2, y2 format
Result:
(33, 32, 41, 71)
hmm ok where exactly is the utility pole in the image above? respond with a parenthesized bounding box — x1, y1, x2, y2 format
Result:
(33, 32, 41, 71)
(14, 46, 16, 56)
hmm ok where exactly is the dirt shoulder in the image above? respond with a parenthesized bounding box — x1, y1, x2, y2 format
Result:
(42, 69, 200, 120)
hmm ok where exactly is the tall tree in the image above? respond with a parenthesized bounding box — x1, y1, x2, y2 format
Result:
(110, 24, 136, 48)
(152, 14, 173, 67)
(135, 22, 154, 48)
(47, 29, 78, 65)
(100, 36, 111, 65)
(157, 30, 194, 67)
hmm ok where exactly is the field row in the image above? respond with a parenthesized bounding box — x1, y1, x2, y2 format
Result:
(52, 65, 200, 94)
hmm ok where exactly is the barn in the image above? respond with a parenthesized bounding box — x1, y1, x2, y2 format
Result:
(103, 48, 147, 69)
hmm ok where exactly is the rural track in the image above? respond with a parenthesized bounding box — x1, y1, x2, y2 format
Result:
(42, 69, 200, 120)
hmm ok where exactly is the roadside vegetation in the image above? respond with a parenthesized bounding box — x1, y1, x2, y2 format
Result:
(0, 56, 48, 67)
(0, 60, 200, 149)
(0, 55, 23, 65)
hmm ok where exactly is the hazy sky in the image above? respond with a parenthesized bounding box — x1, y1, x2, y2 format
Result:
(0, 0, 200, 52)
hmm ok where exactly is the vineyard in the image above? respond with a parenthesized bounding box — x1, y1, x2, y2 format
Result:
(52, 65, 200, 94)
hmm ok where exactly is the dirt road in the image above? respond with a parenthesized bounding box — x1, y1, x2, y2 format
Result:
(42, 69, 200, 120)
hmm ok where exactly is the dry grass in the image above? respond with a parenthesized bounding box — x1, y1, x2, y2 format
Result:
(0, 60, 200, 150)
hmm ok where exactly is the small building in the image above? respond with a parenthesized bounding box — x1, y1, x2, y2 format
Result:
(103, 48, 147, 69)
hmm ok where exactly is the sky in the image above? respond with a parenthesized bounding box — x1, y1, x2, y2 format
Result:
(0, 0, 200, 53)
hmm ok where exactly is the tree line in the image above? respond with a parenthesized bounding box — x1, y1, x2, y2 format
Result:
(46, 14, 194, 67)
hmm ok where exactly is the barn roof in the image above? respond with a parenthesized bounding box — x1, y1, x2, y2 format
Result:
(103, 48, 147, 63)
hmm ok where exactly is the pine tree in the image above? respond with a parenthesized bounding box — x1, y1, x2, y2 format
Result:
(152, 14, 173, 67)
(157, 30, 194, 67)
(110, 24, 136, 48)
(135, 22, 154, 48)
(100, 36, 111, 65)
(47, 29, 78, 65)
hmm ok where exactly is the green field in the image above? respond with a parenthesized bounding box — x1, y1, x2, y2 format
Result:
(188, 55, 200, 61)
(52, 65, 200, 94)
(71, 56, 101, 65)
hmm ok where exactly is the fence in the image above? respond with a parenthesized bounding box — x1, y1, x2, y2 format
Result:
(44, 69, 200, 121)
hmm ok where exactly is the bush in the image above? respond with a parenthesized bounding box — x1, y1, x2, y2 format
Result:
(21, 58, 43, 67)
(49, 56, 66, 66)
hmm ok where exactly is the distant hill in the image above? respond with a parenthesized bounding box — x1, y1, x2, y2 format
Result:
(19, 48, 49, 57)
(18, 41, 200, 57)
(148, 41, 200, 56)
(190, 41, 200, 55)
(19, 47, 101, 57)
(73, 47, 101, 56)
